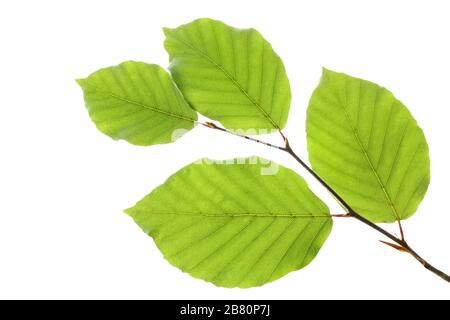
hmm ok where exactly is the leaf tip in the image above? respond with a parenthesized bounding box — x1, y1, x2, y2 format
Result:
(321, 66, 333, 75)
(123, 207, 135, 217)
(75, 78, 86, 87)
(162, 27, 173, 36)
(321, 67, 340, 83)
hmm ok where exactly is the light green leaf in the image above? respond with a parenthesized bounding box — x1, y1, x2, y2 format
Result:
(126, 156, 332, 288)
(77, 61, 198, 146)
(306, 69, 430, 223)
(163, 18, 291, 132)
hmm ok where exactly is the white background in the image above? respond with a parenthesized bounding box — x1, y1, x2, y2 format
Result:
(1, 0, 449, 299)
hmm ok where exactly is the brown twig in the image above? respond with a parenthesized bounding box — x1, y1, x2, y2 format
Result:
(201, 121, 450, 283)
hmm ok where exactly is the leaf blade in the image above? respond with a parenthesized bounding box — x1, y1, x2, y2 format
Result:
(126, 157, 332, 288)
(164, 18, 291, 132)
(77, 61, 198, 146)
(306, 69, 430, 223)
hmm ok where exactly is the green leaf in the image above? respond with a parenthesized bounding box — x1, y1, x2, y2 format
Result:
(125, 156, 332, 288)
(163, 18, 291, 132)
(77, 61, 198, 146)
(306, 69, 430, 223)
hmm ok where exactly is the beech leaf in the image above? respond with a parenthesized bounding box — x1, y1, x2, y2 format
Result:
(125, 157, 332, 288)
(306, 69, 430, 223)
(77, 61, 198, 146)
(164, 18, 291, 132)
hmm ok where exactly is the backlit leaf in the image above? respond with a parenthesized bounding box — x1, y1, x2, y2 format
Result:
(77, 61, 198, 146)
(164, 18, 291, 132)
(126, 157, 332, 288)
(306, 69, 430, 223)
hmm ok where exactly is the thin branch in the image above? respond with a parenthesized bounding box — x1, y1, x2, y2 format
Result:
(283, 141, 354, 213)
(201, 121, 449, 282)
(284, 141, 450, 283)
(202, 122, 286, 151)
(403, 242, 450, 282)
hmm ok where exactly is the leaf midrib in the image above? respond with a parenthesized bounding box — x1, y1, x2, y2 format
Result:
(338, 80, 400, 220)
(168, 32, 280, 129)
(129, 210, 331, 218)
(83, 82, 197, 124)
